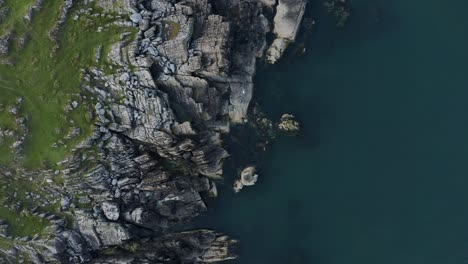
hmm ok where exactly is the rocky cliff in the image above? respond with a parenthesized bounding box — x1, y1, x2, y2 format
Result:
(0, 0, 305, 263)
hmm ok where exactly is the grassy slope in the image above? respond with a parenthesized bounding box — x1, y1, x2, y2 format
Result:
(0, 0, 134, 239)
(0, 0, 132, 168)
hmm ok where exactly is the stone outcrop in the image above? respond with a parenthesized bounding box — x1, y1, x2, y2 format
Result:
(266, 0, 307, 63)
(48, 0, 73, 42)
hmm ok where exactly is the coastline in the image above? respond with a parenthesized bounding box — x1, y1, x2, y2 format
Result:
(0, 0, 307, 262)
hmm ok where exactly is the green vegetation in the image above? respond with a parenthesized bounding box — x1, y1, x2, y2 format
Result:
(0, 0, 135, 168)
(0, 171, 54, 238)
(0, 0, 135, 246)
(162, 21, 181, 40)
(0, 0, 35, 35)
(0, 208, 49, 238)
(128, 242, 139, 253)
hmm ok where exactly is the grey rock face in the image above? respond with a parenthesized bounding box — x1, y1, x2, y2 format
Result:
(267, 0, 307, 63)
(129, 13, 142, 23)
(76, 210, 131, 248)
(91, 230, 237, 263)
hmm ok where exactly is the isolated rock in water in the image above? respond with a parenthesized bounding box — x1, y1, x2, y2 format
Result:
(102, 202, 120, 221)
(278, 114, 300, 133)
(233, 166, 259, 193)
(233, 180, 243, 193)
(241, 166, 258, 186)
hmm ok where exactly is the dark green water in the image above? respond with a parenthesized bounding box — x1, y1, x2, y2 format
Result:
(201, 1, 468, 263)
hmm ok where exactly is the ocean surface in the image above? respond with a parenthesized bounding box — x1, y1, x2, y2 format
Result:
(199, 0, 468, 263)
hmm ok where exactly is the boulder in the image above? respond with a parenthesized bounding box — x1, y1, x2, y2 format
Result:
(102, 201, 120, 221)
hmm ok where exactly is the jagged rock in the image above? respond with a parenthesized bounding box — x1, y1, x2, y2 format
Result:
(172, 121, 196, 136)
(91, 230, 237, 263)
(75, 210, 131, 248)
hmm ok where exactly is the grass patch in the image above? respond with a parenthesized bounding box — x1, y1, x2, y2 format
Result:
(0, 0, 35, 35)
(0, 207, 49, 238)
(162, 21, 180, 40)
(0, 167, 66, 237)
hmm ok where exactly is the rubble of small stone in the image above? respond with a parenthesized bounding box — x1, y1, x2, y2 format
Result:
(0, 0, 306, 263)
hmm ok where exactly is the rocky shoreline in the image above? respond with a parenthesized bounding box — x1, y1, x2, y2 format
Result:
(0, 0, 305, 263)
